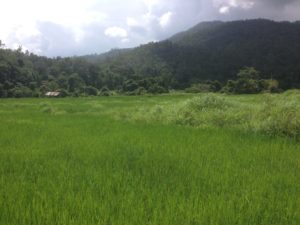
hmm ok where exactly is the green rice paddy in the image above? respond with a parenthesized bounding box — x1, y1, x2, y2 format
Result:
(0, 93, 299, 225)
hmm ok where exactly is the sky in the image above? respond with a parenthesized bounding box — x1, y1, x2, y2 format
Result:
(1, 0, 300, 57)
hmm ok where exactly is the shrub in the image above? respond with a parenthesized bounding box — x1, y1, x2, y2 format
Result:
(261, 79, 280, 93)
(185, 84, 212, 93)
(258, 102, 300, 139)
(72, 91, 80, 97)
(284, 89, 300, 97)
(0, 84, 5, 98)
(99, 87, 111, 96)
(84, 86, 98, 96)
(9, 86, 33, 98)
(123, 80, 139, 92)
(120, 93, 300, 140)
(148, 84, 168, 94)
(181, 94, 231, 112)
(134, 87, 147, 95)
(58, 89, 69, 97)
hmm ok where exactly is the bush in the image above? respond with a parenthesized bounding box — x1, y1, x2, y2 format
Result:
(0, 84, 5, 98)
(134, 87, 147, 95)
(58, 89, 69, 97)
(148, 84, 168, 94)
(123, 80, 139, 92)
(185, 83, 212, 93)
(72, 91, 80, 97)
(121, 93, 300, 139)
(283, 89, 300, 97)
(32, 91, 40, 98)
(260, 79, 280, 93)
(8, 86, 33, 98)
(181, 94, 231, 111)
(84, 86, 98, 96)
(99, 87, 111, 96)
(257, 98, 300, 139)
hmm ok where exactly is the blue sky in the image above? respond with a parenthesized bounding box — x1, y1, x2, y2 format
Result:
(1, 0, 300, 57)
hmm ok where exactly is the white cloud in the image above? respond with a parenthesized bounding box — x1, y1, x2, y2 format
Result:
(0, 0, 299, 56)
(127, 17, 140, 27)
(159, 11, 173, 27)
(0, 0, 108, 54)
(121, 38, 130, 43)
(105, 26, 128, 38)
(214, 0, 255, 14)
(143, 0, 160, 12)
(219, 6, 230, 14)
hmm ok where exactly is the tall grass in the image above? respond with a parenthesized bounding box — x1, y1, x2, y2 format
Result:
(0, 94, 299, 224)
(126, 93, 300, 139)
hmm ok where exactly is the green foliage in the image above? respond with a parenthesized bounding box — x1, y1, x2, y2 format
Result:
(126, 93, 300, 140)
(148, 84, 168, 94)
(259, 104, 300, 138)
(85, 19, 300, 90)
(0, 84, 5, 97)
(8, 86, 33, 98)
(68, 73, 84, 93)
(133, 87, 147, 95)
(58, 89, 69, 97)
(223, 67, 280, 94)
(232, 67, 262, 94)
(185, 83, 213, 93)
(99, 87, 111, 96)
(0, 96, 299, 224)
(237, 67, 261, 80)
(40, 105, 55, 114)
(0, 20, 300, 98)
(123, 79, 139, 93)
(84, 86, 98, 96)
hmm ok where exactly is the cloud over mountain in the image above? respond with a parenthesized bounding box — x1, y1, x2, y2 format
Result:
(1, 0, 299, 56)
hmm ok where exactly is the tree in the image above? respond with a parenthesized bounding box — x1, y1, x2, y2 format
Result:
(123, 79, 139, 93)
(57, 74, 68, 89)
(68, 73, 83, 92)
(237, 67, 261, 80)
(84, 86, 98, 96)
(0, 84, 5, 97)
(148, 84, 168, 94)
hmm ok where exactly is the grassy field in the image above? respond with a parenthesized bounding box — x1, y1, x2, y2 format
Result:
(0, 93, 299, 225)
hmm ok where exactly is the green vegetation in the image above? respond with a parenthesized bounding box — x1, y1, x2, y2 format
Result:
(1, 19, 300, 98)
(0, 93, 299, 224)
(117, 91, 300, 140)
(0, 17, 300, 224)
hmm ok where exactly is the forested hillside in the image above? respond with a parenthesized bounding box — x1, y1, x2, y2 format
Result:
(0, 19, 300, 97)
(95, 19, 300, 89)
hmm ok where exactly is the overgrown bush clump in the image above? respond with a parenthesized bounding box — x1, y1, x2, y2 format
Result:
(180, 95, 231, 111)
(254, 96, 300, 139)
(125, 93, 300, 140)
(99, 87, 111, 96)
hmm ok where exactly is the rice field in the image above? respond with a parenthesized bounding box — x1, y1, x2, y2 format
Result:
(0, 93, 299, 225)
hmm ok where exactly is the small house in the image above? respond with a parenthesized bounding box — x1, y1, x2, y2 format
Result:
(45, 92, 60, 97)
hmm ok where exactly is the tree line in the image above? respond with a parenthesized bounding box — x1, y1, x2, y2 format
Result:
(0, 43, 292, 98)
(1, 19, 300, 98)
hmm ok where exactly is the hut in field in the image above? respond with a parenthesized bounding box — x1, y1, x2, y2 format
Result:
(45, 92, 60, 97)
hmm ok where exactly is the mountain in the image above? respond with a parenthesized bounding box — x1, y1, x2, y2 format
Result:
(82, 48, 132, 64)
(168, 19, 300, 87)
(1, 19, 300, 98)
(95, 19, 300, 88)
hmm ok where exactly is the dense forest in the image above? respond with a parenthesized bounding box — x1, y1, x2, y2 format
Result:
(0, 19, 300, 97)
